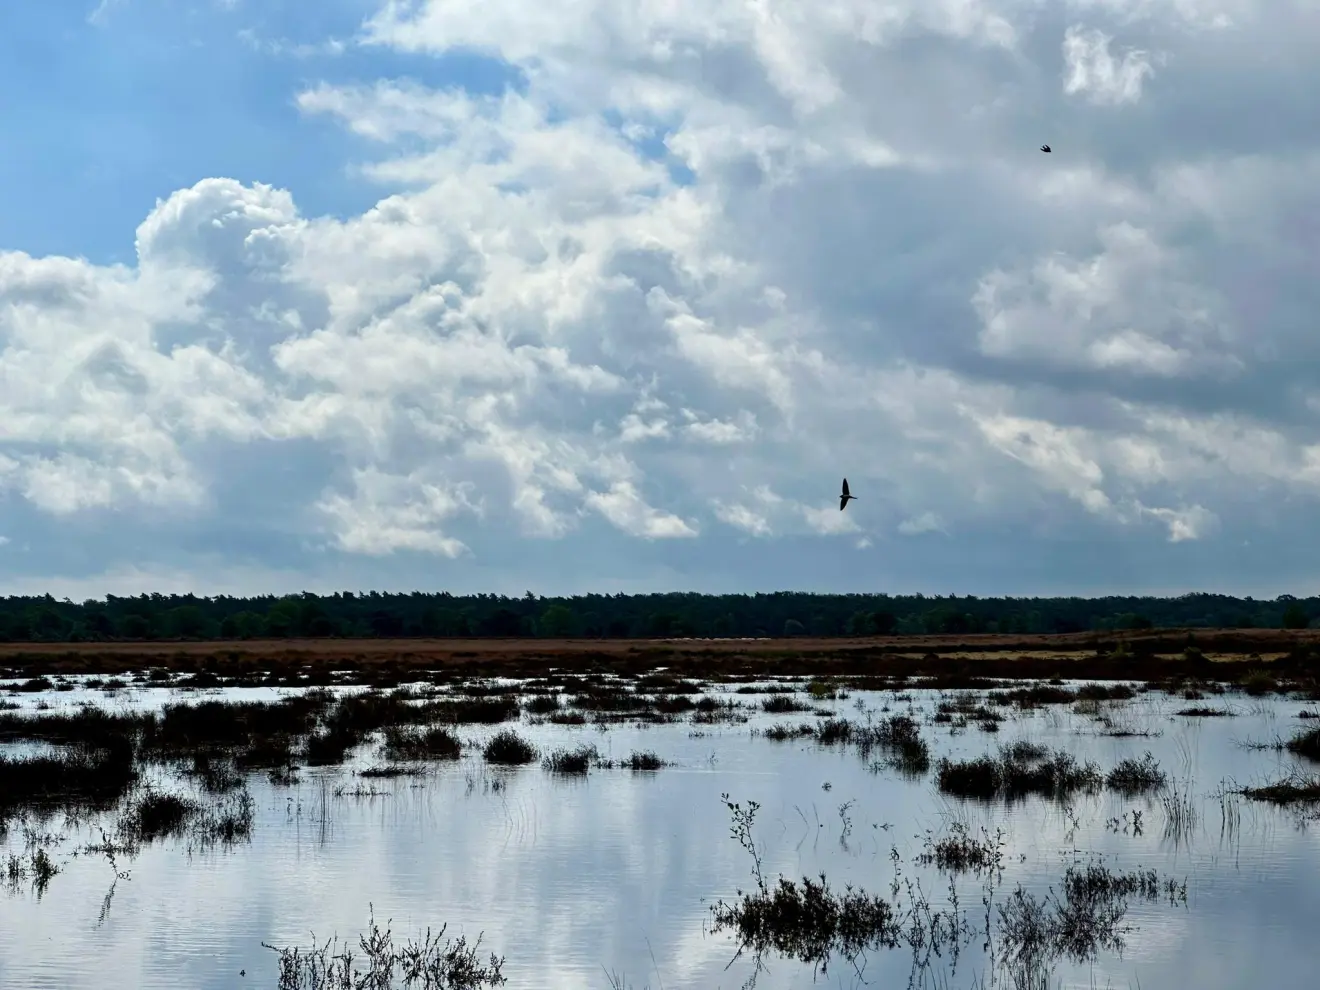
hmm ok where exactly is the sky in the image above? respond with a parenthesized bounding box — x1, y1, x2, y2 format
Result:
(1, 0, 1319, 600)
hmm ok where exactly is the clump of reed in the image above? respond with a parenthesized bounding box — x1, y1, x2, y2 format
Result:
(0, 706, 140, 750)
(523, 694, 562, 715)
(1242, 670, 1279, 697)
(937, 747, 1102, 802)
(815, 718, 853, 746)
(1075, 683, 1136, 701)
(0, 743, 137, 817)
(541, 744, 601, 774)
(482, 730, 537, 766)
(569, 687, 646, 713)
(455, 680, 519, 698)
(140, 697, 323, 754)
(626, 751, 666, 771)
(426, 697, 521, 725)
(810, 714, 931, 775)
(1001, 740, 1048, 763)
(761, 694, 813, 714)
(709, 872, 900, 970)
(806, 679, 841, 700)
(1104, 752, 1168, 795)
(761, 722, 816, 741)
(547, 711, 586, 725)
(634, 673, 702, 694)
(382, 726, 462, 761)
(935, 695, 1004, 725)
(865, 714, 932, 776)
(998, 685, 1077, 707)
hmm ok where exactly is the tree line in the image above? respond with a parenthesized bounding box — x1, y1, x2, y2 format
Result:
(0, 590, 1314, 643)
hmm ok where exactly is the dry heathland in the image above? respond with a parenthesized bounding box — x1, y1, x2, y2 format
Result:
(1, 628, 1317, 683)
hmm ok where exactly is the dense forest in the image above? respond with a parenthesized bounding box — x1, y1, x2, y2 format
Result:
(0, 590, 1315, 643)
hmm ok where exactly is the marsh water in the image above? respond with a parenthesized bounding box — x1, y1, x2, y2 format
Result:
(2, 676, 1318, 989)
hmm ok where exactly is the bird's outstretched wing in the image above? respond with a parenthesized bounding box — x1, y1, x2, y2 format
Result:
(840, 495, 848, 511)
(841, 478, 851, 497)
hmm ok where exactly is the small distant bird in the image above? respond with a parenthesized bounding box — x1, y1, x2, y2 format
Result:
(1040, 144, 1052, 153)
(839, 478, 856, 511)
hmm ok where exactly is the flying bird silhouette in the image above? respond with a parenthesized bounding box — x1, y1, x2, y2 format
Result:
(839, 478, 856, 511)
(1040, 144, 1052, 153)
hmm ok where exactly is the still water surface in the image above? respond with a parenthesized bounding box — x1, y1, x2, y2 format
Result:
(1, 680, 1318, 989)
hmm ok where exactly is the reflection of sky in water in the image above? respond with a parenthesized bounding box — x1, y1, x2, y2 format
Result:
(1, 684, 1318, 989)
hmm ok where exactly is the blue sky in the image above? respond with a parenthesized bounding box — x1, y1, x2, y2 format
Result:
(2, 0, 1320, 600)
(0, 1, 518, 262)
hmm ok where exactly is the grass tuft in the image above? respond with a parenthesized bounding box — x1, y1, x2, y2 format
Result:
(482, 730, 537, 766)
(541, 744, 600, 774)
(626, 751, 666, 771)
(937, 749, 1102, 802)
(1105, 752, 1168, 794)
(383, 725, 462, 761)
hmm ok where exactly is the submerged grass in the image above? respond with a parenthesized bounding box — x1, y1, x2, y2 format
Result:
(263, 906, 506, 989)
(915, 821, 1005, 874)
(761, 722, 816, 741)
(1284, 726, 1320, 762)
(358, 765, 424, 779)
(4, 847, 59, 896)
(1240, 771, 1320, 804)
(119, 788, 196, 842)
(710, 792, 1188, 982)
(192, 790, 255, 847)
(187, 752, 244, 793)
(710, 872, 901, 971)
(998, 863, 1186, 968)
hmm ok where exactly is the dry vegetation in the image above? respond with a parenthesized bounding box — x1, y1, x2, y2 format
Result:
(0, 628, 1317, 688)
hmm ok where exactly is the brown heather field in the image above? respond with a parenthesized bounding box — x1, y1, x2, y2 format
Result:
(0, 628, 1317, 684)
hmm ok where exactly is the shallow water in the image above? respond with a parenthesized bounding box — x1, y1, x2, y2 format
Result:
(2, 681, 1319, 989)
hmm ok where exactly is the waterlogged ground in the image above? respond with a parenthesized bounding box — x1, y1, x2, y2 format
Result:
(2, 674, 1320, 989)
